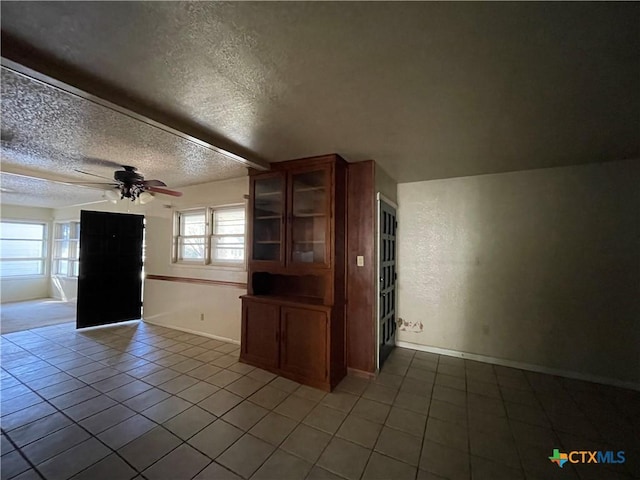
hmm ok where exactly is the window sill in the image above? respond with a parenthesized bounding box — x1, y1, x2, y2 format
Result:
(1, 275, 47, 280)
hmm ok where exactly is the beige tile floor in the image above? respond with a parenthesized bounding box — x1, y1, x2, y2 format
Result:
(1, 321, 638, 480)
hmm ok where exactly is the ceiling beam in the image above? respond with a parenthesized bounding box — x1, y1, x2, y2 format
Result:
(0, 33, 270, 171)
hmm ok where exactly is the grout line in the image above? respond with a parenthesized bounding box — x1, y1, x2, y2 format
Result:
(524, 370, 583, 479)
(4, 324, 637, 479)
(413, 353, 439, 480)
(0, 426, 46, 480)
(548, 376, 636, 479)
(7, 331, 189, 473)
(353, 355, 409, 480)
(275, 384, 358, 480)
(3, 369, 140, 479)
(493, 366, 528, 478)
(1, 321, 246, 478)
(464, 358, 472, 480)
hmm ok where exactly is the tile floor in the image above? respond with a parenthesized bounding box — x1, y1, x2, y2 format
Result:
(1, 321, 638, 480)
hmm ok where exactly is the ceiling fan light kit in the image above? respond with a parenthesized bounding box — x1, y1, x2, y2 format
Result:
(138, 191, 154, 205)
(77, 163, 182, 203)
(119, 182, 145, 201)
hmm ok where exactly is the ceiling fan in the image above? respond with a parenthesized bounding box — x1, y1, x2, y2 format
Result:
(74, 164, 182, 203)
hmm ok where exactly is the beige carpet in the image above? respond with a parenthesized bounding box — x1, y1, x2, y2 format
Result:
(0, 298, 76, 334)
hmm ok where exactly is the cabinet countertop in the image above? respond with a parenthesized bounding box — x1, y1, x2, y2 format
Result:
(241, 294, 333, 311)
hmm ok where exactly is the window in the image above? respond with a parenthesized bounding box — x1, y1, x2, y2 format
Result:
(176, 209, 207, 262)
(52, 221, 80, 277)
(211, 207, 245, 263)
(174, 206, 245, 266)
(0, 221, 47, 277)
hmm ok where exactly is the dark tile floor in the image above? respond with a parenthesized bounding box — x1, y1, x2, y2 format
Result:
(1, 321, 638, 480)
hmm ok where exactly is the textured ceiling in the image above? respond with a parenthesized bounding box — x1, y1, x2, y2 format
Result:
(0, 67, 247, 193)
(1, 2, 639, 186)
(0, 172, 106, 208)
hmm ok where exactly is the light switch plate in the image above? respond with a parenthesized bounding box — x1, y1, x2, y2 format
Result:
(357, 255, 365, 267)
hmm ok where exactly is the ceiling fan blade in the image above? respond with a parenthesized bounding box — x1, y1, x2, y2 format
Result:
(81, 157, 124, 169)
(66, 181, 120, 186)
(74, 169, 114, 180)
(146, 186, 183, 197)
(142, 179, 167, 187)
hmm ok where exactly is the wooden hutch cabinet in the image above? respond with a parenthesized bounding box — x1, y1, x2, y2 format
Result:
(240, 154, 347, 391)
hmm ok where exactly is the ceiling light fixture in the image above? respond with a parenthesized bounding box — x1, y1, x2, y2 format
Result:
(104, 187, 155, 204)
(138, 191, 154, 205)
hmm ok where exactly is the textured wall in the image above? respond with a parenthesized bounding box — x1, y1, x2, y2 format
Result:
(397, 159, 640, 385)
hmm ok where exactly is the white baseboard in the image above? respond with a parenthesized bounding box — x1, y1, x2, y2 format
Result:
(143, 319, 240, 345)
(396, 341, 640, 392)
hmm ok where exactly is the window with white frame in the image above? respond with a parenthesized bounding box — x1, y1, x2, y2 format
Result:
(211, 207, 245, 263)
(0, 221, 47, 277)
(176, 209, 208, 262)
(52, 221, 80, 277)
(174, 206, 245, 265)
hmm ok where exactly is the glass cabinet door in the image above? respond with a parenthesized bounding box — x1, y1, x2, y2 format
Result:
(252, 175, 284, 262)
(289, 168, 329, 265)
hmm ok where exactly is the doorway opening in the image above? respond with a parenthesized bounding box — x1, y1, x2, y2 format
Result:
(377, 193, 397, 370)
(77, 210, 144, 329)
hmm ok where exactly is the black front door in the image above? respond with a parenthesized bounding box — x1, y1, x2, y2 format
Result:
(379, 199, 397, 368)
(77, 210, 144, 329)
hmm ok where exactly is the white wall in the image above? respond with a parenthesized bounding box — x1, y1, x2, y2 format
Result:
(397, 159, 640, 387)
(375, 163, 398, 205)
(143, 280, 243, 342)
(1, 205, 53, 303)
(141, 176, 248, 342)
(50, 177, 249, 341)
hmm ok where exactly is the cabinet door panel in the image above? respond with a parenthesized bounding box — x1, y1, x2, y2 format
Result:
(280, 307, 328, 381)
(242, 300, 279, 368)
(251, 173, 285, 265)
(288, 167, 331, 267)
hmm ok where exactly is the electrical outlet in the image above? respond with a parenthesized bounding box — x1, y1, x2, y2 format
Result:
(200, 313, 204, 321)
(357, 255, 365, 267)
